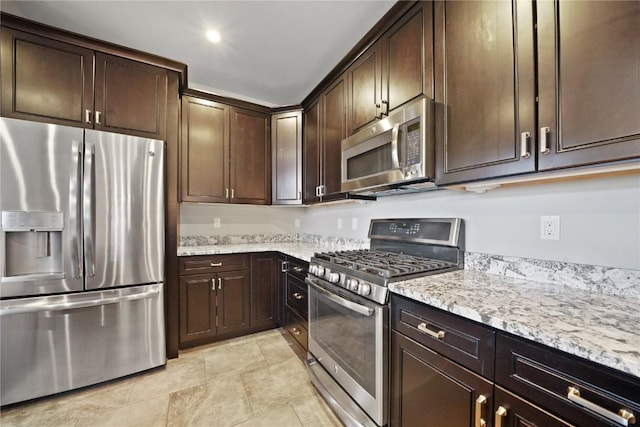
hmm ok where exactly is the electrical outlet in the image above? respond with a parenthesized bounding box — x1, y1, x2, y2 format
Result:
(213, 218, 221, 228)
(352, 218, 358, 230)
(294, 218, 300, 228)
(337, 218, 343, 229)
(540, 216, 560, 240)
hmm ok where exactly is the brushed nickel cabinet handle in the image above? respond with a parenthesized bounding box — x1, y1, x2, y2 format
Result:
(218, 278, 222, 290)
(293, 292, 304, 300)
(95, 111, 102, 125)
(475, 395, 487, 427)
(210, 262, 223, 267)
(231, 188, 235, 199)
(540, 126, 551, 154)
(225, 188, 229, 198)
(495, 406, 507, 427)
(417, 322, 445, 340)
(520, 131, 531, 158)
(567, 386, 636, 426)
(85, 109, 92, 124)
(291, 327, 301, 335)
(211, 278, 215, 291)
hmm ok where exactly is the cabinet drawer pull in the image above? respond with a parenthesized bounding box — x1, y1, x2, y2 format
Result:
(540, 126, 551, 154)
(291, 327, 301, 335)
(495, 406, 507, 427)
(520, 131, 531, 158)
(281, 261, 289, 273)
(293, 292, 304, 300)
(210, 262, 223, 267)
(475, 395, 487, 427)
(417, 322, 445, 340)
(292, 266, 304, 273)
(567, 386, 636, 426)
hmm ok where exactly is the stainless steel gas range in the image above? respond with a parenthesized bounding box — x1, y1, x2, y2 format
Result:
(305, 218, 464, 427)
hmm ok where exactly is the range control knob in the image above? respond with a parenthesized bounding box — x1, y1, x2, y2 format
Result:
(346, 278, 359, 291)
(309, 265, 317, 275)
(328, 272, 340, 283)
(358, 283, 372, 296)
(315, 265, 325, 276)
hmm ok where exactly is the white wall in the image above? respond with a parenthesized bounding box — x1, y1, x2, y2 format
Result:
(180, 174, 640, 270)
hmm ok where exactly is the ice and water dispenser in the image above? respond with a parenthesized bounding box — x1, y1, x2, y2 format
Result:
(1, 211, 65, 287)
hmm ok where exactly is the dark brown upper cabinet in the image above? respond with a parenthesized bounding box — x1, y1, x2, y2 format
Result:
(271, 110, 303, 205)
(181, 96, 270, 205)
(536, 1, 640, 171)
(230, 107, 271, 205)
(303, 74, 348, 203)
(1, 28, 167, 140)
(435, 0, 640, 186)
(181, 96, 230, 203)
(347, 1, 433, 136)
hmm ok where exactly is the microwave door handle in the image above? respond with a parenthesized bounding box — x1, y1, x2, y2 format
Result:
(391, 124, 401, 169)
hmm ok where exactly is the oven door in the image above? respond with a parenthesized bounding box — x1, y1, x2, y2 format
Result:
(306, 276, 388, 426)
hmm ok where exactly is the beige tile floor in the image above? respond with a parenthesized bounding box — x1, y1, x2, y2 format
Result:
(0, 329, 342, 427)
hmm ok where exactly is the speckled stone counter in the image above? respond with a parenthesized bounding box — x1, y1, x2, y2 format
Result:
(389, 270, 640, 378)
(178, 242, 323, 262)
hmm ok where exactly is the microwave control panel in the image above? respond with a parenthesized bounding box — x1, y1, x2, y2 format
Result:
(403, 117, 423, 178)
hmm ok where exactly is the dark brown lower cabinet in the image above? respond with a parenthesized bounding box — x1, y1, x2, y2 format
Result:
(391, 331, 493, 427)
(250, 253, 279, 330)
(494, 386, 572, 427)
(179, 255, 251, 349)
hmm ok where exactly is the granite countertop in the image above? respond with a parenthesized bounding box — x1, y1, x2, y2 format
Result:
(177, 242, 344, 262)
(389, 270, 640, 378)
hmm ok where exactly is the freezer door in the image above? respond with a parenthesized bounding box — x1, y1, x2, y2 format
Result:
(0, 283, 166, 405)
(0, 118, 84, 297)
(84, 129, 164, 290)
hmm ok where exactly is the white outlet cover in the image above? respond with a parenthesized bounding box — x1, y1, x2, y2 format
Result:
(294, 218, 300, 228)
(352, 218, 358, 230)
(213, 218, 221, 228)
(337, 218, 343, 229)
(540, 216, 560, 240)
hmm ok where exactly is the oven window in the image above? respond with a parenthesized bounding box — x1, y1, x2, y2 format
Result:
(309, 286, 377, 396)
(347, 143, 393, 180)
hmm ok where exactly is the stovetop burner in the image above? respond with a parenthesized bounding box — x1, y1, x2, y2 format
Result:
(314, 249, 455, 279)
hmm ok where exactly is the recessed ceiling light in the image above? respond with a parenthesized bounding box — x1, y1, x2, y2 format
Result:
(206, 30, 221, 43)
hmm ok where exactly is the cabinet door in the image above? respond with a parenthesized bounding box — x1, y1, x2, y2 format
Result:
(181, 96, 230, 203)
(303, 98, 321, 203)
(391, 331, 493, 427)
(179, 274, 216, 346)
(322, 75, 348, 197)
(0, 28, 94, 127)
(272, 111, 302, 205)
(217, 270, 251, 336)
(230, 107, 271, 205)
(434, 0, 536, 185)
(382, 1, 433, 112)
(348, 41, 383, 134)
(537, 1, 640, 170)
(494, 386, 573, 427)
(94, 53, 167, 140)
(250, 253, 278, 329)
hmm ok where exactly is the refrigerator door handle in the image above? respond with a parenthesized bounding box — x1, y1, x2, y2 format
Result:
(0, 288, 160, 316)
(69, 140, 83, 279)
(83, 141, 96, 277)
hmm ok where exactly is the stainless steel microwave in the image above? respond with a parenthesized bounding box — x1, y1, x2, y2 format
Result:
(341, 96, 433, 194)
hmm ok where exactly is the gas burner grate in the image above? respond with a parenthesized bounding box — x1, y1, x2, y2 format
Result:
(313, 249, 455, 279)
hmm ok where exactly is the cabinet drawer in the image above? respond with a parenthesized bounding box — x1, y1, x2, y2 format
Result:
(391, 294, 495, 378)
(179, 254, 249, 275)
(496, 333, 640, 427)
(286, 275, 308, 319)
(285, 307, 308, 351)
(286, 257, 308, 281)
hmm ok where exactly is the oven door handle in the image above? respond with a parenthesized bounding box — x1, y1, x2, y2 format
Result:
(307, 279, 374, 317)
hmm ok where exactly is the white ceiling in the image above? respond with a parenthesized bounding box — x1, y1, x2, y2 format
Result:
(1, 1, 396, 107)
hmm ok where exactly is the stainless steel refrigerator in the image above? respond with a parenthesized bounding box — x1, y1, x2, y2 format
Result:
(0, 117, 166, 406)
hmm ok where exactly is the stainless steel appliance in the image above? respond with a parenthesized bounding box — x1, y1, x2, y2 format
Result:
(341, 96, 434, 195)
(306, 218, 464, 427)
(0, 117, 166, 406)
